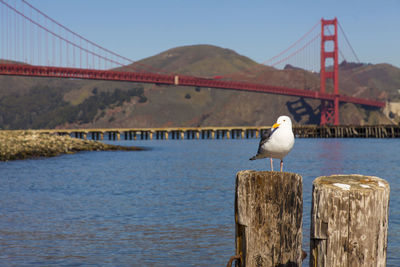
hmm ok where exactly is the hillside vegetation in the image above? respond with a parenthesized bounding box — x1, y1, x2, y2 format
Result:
(1, 44, 399, 129)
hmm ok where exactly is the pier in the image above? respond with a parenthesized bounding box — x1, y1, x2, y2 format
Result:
(39, 125, 400, 140)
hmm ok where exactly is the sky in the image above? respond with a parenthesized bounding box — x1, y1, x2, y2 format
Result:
(12, 0, 400, 68)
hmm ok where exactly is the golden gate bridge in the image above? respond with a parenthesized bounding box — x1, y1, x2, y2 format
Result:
(0, 0, 386, 125)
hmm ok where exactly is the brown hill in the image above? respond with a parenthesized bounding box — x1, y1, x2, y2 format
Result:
(339, 61, 400, 100)
(0, 44, 398, 129)
(62, 45, 324, 128)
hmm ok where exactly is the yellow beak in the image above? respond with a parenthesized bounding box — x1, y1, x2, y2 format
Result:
(272, 123, 280, 128)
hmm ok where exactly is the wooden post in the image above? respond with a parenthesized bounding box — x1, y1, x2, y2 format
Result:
(235, 170, 303, 267)
(310, 175, 390, 267)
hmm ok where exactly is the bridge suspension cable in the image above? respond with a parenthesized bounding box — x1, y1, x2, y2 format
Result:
(20, 0, 134, 66)
(268, 33, 320, 68)
(338, 21, 360, 63)
(0, 0, 171, 74)
(220, 20, 321, 83)
(261, 21, 320, 67)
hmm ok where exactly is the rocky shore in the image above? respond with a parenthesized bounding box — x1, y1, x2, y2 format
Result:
(0, 131, 143, 161)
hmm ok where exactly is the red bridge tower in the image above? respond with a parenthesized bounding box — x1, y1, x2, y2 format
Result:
(320, 18, 339, 125)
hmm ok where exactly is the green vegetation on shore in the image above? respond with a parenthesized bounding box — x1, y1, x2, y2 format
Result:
(0, 85, 146, 129)
(0, 131, 143, 161)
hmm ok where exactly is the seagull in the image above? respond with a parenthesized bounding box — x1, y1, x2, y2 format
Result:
(250, 115, 295, 172)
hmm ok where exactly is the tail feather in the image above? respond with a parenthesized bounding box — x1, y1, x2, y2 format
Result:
(249, 155, 259, 160)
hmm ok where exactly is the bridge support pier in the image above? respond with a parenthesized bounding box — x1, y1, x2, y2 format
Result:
(320, 18, 339, 125)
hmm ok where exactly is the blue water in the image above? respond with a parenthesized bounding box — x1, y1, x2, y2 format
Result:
(0, 139, 399, 266)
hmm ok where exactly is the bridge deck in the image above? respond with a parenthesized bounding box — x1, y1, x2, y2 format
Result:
(0, 63, 386, 108)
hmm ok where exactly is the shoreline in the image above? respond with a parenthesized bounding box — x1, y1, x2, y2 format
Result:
(0, 130, 144, 161)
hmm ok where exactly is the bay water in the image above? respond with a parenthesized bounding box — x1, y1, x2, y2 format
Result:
(1, 138, 399, 266)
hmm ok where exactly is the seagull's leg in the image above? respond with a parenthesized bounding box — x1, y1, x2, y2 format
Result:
(280, 160, 283, 172)
(270, 158, 273, 171)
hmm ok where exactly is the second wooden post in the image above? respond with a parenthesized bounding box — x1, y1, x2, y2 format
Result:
(310, 174, 390, 267)
(235, 170, 303, 267)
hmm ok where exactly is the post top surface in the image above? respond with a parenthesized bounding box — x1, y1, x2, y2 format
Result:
(313, 174, 389, 191)
(237, 170, 302, 179)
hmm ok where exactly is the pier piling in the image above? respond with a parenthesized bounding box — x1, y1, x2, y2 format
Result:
(310, 175, 390, 267)
(235, 171, 303, 267)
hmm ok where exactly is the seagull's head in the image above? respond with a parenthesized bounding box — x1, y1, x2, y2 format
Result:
(272, 115, 292, 129)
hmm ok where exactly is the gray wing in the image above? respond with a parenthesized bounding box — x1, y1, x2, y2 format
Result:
(256, 128, 274, 154)
(250, 128, 277, 160)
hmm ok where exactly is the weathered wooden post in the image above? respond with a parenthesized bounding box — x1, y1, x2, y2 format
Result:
(310, 175, 390, 267)
(235, 170, 303, 267)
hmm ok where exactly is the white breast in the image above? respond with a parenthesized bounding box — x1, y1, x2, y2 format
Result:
(261, 127, 294, 160)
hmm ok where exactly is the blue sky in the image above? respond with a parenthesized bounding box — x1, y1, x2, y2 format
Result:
(24, 1, 400, 68)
